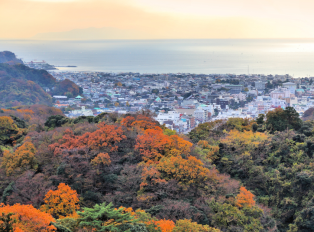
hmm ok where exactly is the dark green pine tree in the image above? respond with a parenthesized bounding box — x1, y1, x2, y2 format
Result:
(77, 202, 138, 232)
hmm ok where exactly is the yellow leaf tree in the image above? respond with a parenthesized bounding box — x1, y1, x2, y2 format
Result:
(91, 153, 111, 166)
(157, 156, 217, 187)
(1, 137, 37, 176)
(173, 219, 221, 232)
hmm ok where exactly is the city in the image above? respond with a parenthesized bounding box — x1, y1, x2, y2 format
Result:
(45, 69, 314, 133)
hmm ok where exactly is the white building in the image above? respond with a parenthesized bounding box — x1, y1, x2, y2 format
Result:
(193, 109, 207, 122)
(197, 104, 214, 116)
(155, 111, 181, 125)
(270, 88, 291, 99)
(282, 82, 297, 94)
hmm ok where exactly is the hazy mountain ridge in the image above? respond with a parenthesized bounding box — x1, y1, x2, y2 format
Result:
(31, 27, 151, 40)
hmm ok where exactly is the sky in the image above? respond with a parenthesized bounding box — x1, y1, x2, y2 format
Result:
(1, 0, 314, 39)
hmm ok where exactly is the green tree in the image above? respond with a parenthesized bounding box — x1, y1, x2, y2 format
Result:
(266, 107, 302, 132)
(210, 201, 264, 232)
(285, 107, 302, 130)
(77, 202, 136, 231)
(256, 114, 265, 125)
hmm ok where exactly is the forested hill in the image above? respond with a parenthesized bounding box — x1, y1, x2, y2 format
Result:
(0, 51, 82, 108)
(302, 107, 314, 121)
(0, 106, 309, 232)
(0, 51, 23, 65)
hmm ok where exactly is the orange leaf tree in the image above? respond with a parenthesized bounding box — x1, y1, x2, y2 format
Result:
(0, 203, 56, 232)
(131, 115, 159, 131)
(120, 116, 136, 128)
(155, 219, 175, 232)
(235, 186, 255, 208)
(40, 183, 80, 219)
(166, 135, 193, 157)
(135, 127, 171, 163)
(87, 123, 126, 152)
(49, 123, 126, 155)
(135, 127, 193, 163)
(140, 164, 166, 189)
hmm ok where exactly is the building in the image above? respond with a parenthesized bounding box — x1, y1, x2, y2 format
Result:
(282, 82, 297, 94)
(255, 81, 266, 90)
(53, 95, 67, 100)
(193, 109, 207, 122)
(270, 88, 290, 99)
(225, 85, 243, 91)
(155, 111, 181, 125)
(216, 98, 229, 109)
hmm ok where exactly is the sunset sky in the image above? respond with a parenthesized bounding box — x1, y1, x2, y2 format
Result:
(1, 0, 314, 39)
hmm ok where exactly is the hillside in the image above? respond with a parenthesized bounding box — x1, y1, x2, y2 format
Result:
(302, 107, 314, 121)
(0, 51, 81, 108)
(0, 51, 23, 65)
(0, 108, 278, 232)
(0, 63, 54, 107)
(0, 106, 311, 231)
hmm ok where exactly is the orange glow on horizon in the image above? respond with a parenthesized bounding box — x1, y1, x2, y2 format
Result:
(1, 0, 314, 39)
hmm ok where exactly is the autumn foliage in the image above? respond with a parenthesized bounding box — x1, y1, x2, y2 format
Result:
(155, 219, 176, 232)
(0, 116, 18, 131)
(0, 116, 24, 146)
(49, 122, 126, 156)
(90, 153, 111, 166)
(157, 156, 216, 187)
(0, 110, 277, 231)
(135, 127, 193, 163)
(120, 116, 136, 128)
(0, 203, 56, 232)
(221, 130, 268, 153)
(135, 127, 171, 163)
(1, 137, 37, 175)
(173, 219, 220, 232)
(235, 186, 255, 208)
(40, 183, 80, 219)
(197, 140, 219, 162)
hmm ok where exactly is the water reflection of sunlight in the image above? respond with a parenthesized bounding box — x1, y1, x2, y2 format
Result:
(270, 43, 314, 53)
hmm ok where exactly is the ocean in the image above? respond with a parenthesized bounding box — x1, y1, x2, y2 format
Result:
(1, 39, 314, 77)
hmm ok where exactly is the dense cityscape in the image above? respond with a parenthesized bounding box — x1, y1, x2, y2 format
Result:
(44, 67, 314, 133)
